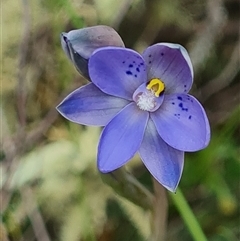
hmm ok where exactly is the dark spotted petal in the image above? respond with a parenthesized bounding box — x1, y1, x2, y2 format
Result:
(151, 94, 210, 152)
(142, 43, 193, 94)
(89, 47, 147, 100)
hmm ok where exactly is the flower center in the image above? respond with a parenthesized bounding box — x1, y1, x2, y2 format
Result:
(146, 78, 165, 97)
(133, 78, 165, 112)
(136, 90, 156, 111)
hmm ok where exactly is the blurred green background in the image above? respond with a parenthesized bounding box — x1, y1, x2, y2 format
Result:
(1, 0, 239, 240)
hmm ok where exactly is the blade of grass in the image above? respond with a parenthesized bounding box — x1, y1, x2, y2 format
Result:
(170, 188, 208, 241)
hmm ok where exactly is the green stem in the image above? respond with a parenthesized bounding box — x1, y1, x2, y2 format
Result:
(170, 189, 208, 241)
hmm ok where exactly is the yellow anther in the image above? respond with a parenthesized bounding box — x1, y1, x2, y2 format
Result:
(146, 78, 165, 97)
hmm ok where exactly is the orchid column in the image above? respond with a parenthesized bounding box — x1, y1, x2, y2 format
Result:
(57, 25, 210, 240)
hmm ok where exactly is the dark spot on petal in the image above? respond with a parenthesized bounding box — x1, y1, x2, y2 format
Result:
(149, 61, 152, 64)
(184, 84, 187, 87)
(122, 61, 125, 64)
(149, 54, 152, 58)
(129, 64, 133, 68)
(177, 96, 183, 101)
(136, 67, 140, 72)
(179, 103, 183, 108)
(188, 115, 192, 120)
(174, 113, 180, 119)
(172, 102, 175, 105)
(126, 71, 132, 75)
(135, 74, 137, 77)
(140, 62, 144, 65)
(133, 61, 136, 64)
(161, 52, 164, 56)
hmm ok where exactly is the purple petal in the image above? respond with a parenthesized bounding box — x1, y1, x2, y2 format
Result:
(61, 25, 125, 79)
(64, 25, 124, 60)
(89, 47, 147, 100)
(61, 33, 71, 60)
(151, 94, 210, 152)
(139, 119, 184, 192)
(57, 83, 130, 126)
(98, 102, 149, 172)
(61, 35, 90, 79)
(142, 43, 193, 94)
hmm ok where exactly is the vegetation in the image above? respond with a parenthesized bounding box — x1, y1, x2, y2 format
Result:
(2, 0, 239, 240)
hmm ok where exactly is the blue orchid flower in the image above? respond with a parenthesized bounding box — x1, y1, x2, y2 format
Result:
(57, 28, 210, 192)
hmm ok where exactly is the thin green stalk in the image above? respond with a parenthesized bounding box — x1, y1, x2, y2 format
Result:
(170, 188, 208, 241)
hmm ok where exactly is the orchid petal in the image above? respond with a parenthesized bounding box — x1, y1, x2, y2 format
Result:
(61, 25, 124, 79)
(61, 33, 71, 60)
(142, 43, 193, 94)
(139, 119, 184, 192)
(89, 47, 147, 100)
(57, 83, 130, 126)
(151, 94, 210, 151)
(61, 36, 89, 79)
(63, 25, 124, 59)
(98, 102, 149, 172)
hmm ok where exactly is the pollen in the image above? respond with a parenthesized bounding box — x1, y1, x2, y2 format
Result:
(146, 78, 165, 97)
(136, 91, 156, 111)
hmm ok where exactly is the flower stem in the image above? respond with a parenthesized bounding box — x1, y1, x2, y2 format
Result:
(101, 168, 154, 210)
(150, 178, 168, 241)
(169, 189, 208, 241)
